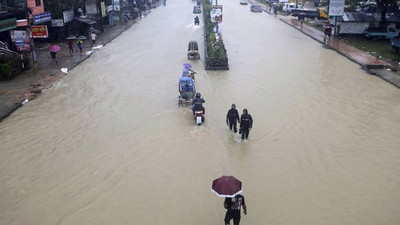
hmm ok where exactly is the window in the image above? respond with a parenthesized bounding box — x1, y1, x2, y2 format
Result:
(35, 0, 41, 6)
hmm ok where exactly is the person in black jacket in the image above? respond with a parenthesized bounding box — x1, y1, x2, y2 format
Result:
(226, 104, 240, 133)
(240, 108, 253, 141)
(191, 93, 205, 115)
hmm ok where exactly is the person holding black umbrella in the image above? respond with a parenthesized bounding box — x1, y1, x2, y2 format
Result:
(224, 194, 247, 225)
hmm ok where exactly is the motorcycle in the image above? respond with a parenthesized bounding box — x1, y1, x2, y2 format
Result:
(194, 110, 205, 125)
(194, 17, 200, 25)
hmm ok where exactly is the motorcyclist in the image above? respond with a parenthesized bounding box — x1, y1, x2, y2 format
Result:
(194, 16, 200, 25)
(191, 92, 205, 115)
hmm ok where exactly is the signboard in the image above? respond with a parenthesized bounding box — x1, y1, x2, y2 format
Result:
(17, 19, 28, 27)
(15, 40, 24, 47)
(10, 30, 28, 42)
(63, 10, 74, 23)
(0, 18, 17, 32)
(212, 40, 221, 52)
(51, 19, 64, 27)
(33, 12, 52, 24)
(101, 2, 107, 17)
(328, 0, 345, 16)
(113, 0, 120, 11)
(17, 43, 31, 52)
(210, 5, 223, 23)
(31, 25, 49, 38)
(107, 5, 113, 12)
(16, 39, 31, 51)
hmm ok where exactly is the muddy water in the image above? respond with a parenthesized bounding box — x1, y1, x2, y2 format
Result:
(1, 0, 400, 225)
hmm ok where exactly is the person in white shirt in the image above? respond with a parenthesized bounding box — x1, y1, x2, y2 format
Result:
(90, 33, 97, 45)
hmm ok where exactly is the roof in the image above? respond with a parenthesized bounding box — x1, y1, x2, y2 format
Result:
(74, 17, 96, 25)
(342, 12, 376, 22)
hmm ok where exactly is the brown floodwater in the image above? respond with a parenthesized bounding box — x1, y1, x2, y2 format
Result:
(1, 0, 400, 225)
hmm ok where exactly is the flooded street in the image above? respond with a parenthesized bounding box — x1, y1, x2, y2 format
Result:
(1, 0, 400, 224)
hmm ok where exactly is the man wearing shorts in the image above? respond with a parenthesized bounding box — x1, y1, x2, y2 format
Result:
(224, 194, 247, 225)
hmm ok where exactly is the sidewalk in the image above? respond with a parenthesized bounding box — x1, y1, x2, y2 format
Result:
(0, 9, 156, 122)
(249, 0, 400, 88)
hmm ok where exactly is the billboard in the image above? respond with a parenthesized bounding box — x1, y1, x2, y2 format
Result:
(210, 5, 223, 23)
(63, 10, 74, 23)
(33, 12, 52, 24)
(328, 0, 345, 16)
(31, 25, 48, 38)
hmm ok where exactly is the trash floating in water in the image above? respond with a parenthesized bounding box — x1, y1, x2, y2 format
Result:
(22, 99, 29, 105)
(61, 68, 68, 74)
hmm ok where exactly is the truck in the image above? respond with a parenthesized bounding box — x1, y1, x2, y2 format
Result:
(390, 38, 400, 53)
(364, 25, 399, 40)
(291, 7, 328, 20)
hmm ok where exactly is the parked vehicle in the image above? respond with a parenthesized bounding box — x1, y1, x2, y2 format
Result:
(240, 0, 248, 5)
(390, 38, 400, 53)
(313, 0, 328, 6)
(283, 3, 305, 13)
(193, 5, 201, 14)
(365, 25, 399, 40)
(291, 7, 328, 20)
(250, 5, 262, 12)
(187, 41, 200, 60)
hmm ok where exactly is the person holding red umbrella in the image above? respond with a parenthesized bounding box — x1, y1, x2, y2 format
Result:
(224, 194, 247, 225)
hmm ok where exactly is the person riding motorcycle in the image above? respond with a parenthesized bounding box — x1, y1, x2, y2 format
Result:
(194, 16, 200, 25)
(191, 93, 205, 115)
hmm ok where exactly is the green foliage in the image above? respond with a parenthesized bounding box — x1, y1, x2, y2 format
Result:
(341, 35, 399, 61)
(0, 63, 12, 80)
(44, 0, 77, 18)
(203, 0, 227, 58)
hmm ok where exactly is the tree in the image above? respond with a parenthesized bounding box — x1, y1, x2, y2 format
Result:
(376, 0, 398, 25)
(44, 0, 81, 18)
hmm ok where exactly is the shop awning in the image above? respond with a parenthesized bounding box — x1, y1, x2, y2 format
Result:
(74, 17, 97, 25)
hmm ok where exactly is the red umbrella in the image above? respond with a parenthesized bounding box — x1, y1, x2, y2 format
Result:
(211, 176, 242, 198)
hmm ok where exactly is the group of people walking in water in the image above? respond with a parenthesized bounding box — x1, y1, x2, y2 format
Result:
(226, 104, 253, 141)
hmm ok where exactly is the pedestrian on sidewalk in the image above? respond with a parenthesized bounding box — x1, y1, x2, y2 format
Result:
(90, 32, 97, 45)
(239, 108, 253, 141)
(323, 23, 332, 45)
(68, 39, 74, 55)
(299, 17, 304, 29)
(32, 50, 37, 69)
(77, 40, 83, 55)
(50, 51, 58, 65)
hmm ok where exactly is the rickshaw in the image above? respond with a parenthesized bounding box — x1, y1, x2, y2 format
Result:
(193, 5, 201, 14)
(187, 41, 200, 60)
(178, 76, 196, 106)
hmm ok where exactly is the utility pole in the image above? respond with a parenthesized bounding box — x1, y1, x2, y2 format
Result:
(25, 0, 35, 69)
(97, 0, 104, 32)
